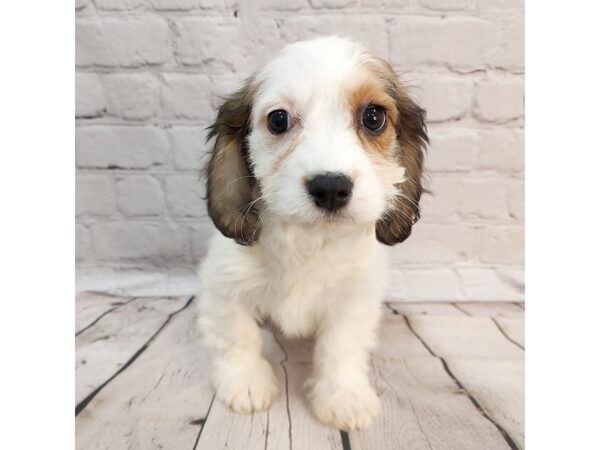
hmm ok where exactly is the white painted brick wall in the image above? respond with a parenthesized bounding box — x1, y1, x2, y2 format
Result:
(75, 0, 524, 301)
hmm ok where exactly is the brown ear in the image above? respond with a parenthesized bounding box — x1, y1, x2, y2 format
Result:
(204, 77, 261, 246)
(376, 73, 428, 245)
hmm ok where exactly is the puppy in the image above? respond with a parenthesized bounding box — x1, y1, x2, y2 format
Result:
(197, 36, 427, 431)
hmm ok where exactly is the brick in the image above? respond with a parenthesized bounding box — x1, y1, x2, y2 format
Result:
(309, 0, 356, 8)
(150, 0, 199, 10)
(76, 174, 115, 216)
(419, 176, 461, 223)
(76, 18, 170, 67)
(476, 129, 524, 173)
(76, 267, 118, 293)
(209, 74, 246, 109)
(428, 128, 524, 176)
(174, 18, 281, 72)
(417, 77, 473, 122)
(116, 175, 164, 216)
(507, 178, 524, 220)
(402, 268, 462, 301)
(478, 0, 524, 16)
(474, 77, 524, 122)
(490, 13, 524, 70)
(390, 224, 476, 264)
(199, 0, 229, 9)
(76, 225, 93, 261)
(175, 18, 241, 70)
(169, 126, 209, 170)
(477, 225, 524, 264)
(95, 0, 144, 10)
(76, 73, 105, 118)
(165, 267, 202, 293)
(458, 267, 524, 301)
(426, 128, 478, 172)
(279, 16, 389, 59)
(386, 269, 409, 300)
(165, 175, 205, 217)
(259, 0, 308, 11)
(459, 178, 509, 220)
(390, 17, 497, 71)
(362, 0, 409, 6)
(420, 0, 476, 11)
(162, 74, 213, 120)
(190, 221, 216, 259)
(76, 126, 170, 169)
(105, 73, 160, 120)
(92, 222, 188, 261)
(75, 0, 90, 11)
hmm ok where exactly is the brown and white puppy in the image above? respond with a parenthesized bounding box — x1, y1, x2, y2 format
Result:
(198, 36, 427, 431)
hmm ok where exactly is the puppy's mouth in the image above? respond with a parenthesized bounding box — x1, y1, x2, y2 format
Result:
(316, 209, 349, 223)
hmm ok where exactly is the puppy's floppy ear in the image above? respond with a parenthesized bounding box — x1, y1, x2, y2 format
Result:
(204, 77, 261, 246)
(376, 70, 428, 245)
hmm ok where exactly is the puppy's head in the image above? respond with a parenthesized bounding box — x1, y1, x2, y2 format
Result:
(205, 36, 428, 246)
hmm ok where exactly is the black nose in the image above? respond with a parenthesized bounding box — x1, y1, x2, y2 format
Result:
(307, 173, 353, 212)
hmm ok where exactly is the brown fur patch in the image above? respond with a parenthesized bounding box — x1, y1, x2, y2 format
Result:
(204, 76, 263, 246)
(355, 58, 429, 245)
(346, 76, 398, 156)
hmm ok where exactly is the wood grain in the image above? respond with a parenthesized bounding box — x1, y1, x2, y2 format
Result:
(453, 302, 525, 319)
(408, 315, 523, 358)
(351, 356, 514, 450)
(75, 296, 525, 449)
(75, 291, 132, 334)
(75, 296, 187, 405)
(387, 302, 466, 317)
(446, 357, 525, 448)
(76, 297, 214, 450)
(495, 317, 525, 349)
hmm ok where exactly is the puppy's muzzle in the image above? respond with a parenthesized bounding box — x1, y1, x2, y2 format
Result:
(307, 173, 353, 212)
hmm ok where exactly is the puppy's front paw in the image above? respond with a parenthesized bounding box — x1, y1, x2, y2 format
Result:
(213, 356, 280, 414)
(306, 377, 381, 431)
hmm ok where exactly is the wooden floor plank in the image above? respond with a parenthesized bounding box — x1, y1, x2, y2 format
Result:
(408, 315, 523, 358)
(75, 296, 187, 405)
(76, 297, 214, 450)
(75, 297, 524, 449)
(376, 314, 434, 358)
(75, 292, 132, 334)
(446, 357, 525, 448)
(386, 302, 466, 317)
(351, 356, 512, 450)
(454, 302, 524, 319)
(196, 328, 343, 450)
(406, 315, 524, 449)
(495, 318, 525, 349)
(350, 315, 517, 449)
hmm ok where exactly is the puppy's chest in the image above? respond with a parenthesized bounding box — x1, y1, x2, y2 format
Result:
(260, 245, 361, 337)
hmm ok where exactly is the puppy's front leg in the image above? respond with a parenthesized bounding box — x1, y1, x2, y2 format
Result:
(306, 299, 382, 431)
(198, 301, 280, 414)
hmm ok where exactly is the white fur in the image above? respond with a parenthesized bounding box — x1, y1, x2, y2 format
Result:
(197, 37, 405, 430)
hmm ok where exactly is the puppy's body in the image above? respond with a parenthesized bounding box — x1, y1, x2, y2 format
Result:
(198, 36, 427, 430)
(202, 219, 384, 334)
(199, 219, 385, 429)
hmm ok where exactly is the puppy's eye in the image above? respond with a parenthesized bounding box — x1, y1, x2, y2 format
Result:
(267, 109, 290, 134)
(362, 105, 386, 132)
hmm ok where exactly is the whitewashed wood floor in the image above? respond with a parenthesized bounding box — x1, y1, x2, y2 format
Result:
(76, 293, 524, 450)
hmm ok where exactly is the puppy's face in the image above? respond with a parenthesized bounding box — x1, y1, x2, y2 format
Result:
(205, 37, 427, 246)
